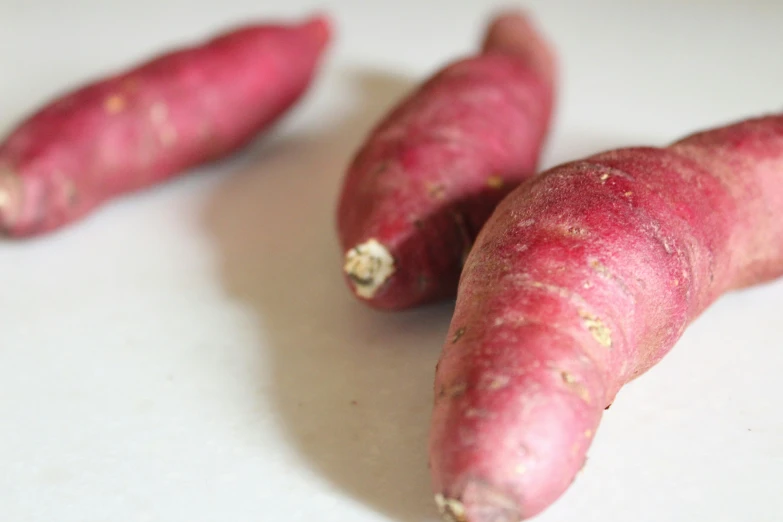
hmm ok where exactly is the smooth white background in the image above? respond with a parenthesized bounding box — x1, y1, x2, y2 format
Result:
(1, 1, 781, 521)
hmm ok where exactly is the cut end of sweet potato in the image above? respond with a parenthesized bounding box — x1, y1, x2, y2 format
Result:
(435, 494, 467, 522)
(0, 167, 21, 233)
(343, 238, 396, 299)
(435, 482, 522, 522)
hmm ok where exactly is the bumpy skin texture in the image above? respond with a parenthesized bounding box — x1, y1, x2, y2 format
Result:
(336, 12, 556, 310)
(430, 114, 783, 521)
(0, 15, 331, 237)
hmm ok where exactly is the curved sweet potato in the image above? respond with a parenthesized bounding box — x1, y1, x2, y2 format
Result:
(337, 11, 556, 310)
(430, 114, 783, 520)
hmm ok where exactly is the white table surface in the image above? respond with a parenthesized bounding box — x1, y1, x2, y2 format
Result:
(1, 1, 781, 521)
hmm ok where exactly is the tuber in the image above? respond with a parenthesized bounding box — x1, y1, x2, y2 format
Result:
(429, 113, 783, 521)
(336, 11, 556, 310)
(0, 15, 331, 237)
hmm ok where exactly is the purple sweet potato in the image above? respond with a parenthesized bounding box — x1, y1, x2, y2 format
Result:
(337, 11, 556, 310)
(0, 15, 332, 237)
(430, 114, 783, 520)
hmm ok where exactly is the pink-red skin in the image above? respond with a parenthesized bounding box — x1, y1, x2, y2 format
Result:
(336, 11, 556, 310)
(0, 15, 332, 237)
(429, 114, 783, 521)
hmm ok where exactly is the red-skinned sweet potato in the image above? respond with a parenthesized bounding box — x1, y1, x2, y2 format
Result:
(430, 114, 783, 521)
(0, 15, 331, 237)
(337, 11, 556, 310)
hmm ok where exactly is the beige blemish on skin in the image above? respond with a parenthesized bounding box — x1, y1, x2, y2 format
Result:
(160, 126, 178, 147)
(104, 94, 126, 114)
(515, 464, 527, 475)
(452, 327, 466, 343)
(435, 494, 467, 522)
(624, 191, 633, 197)
(427, 182, 447, 200)
(585, 429, 593, 438)
(448, 381, 467, 398)
(599, 173, 610, 181)
(560, 370, 591, 403)
(488, 375, 510, 390)
(0, 167, 21, 223)
(487, 175, 504, 189)
(589, 258, 635, 302)
(578, 309, 612, 348)
(465, 408, 488, 419)
(589, 259, 608, 275)
(344, 239, 396, 299)
(63, 180, 77, 206)
(150, 103, 168, 124)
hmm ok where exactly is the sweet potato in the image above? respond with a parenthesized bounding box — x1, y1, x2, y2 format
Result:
(0, 15, 331, 237)
(337, 11, 556, 310)
(429, 113, 783, 521)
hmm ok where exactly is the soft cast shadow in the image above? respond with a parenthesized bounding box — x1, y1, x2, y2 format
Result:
(201, 67, 452, 522)
(201, 65, 646, 521)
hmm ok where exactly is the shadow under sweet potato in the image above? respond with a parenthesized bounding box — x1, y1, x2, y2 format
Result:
(201, 68, 451, 522)
(200, 65, 646, 521)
